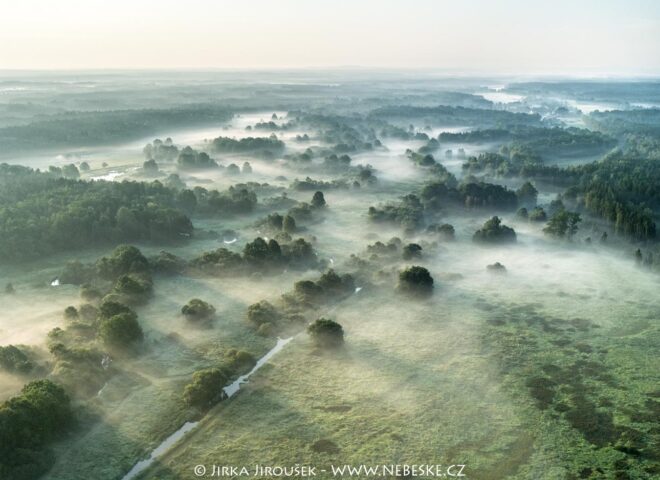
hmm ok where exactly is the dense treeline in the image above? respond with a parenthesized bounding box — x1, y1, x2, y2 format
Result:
(0, 165, 192, 261)
(291, 113, 380, 153)
(0, 165, 260, 261)
(369, 105, 542, 127)
(440, 126, 615, 155)
(210, 135, 285, 156)
(586, 108, 660, 136)
(566, 151, 658, 239)
(460, 145, 659, 240)
(0, 106, 232, 154)
(368, 178, 519, 231)
(190, 236, 320, 275)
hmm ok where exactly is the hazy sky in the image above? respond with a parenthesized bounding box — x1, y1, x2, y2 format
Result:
(1, 0, 659, 74)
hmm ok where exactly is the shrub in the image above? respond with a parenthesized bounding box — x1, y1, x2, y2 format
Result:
(397, 266, 434, 296)
(307, 318, 344, 348)
(247, 300, 279, 326)
(183, 368, 228, 409)
(98, 312, 144, 350)
(473, 216, 516, 244)
(402, 243, 422, 260)
(181, 299, 216, 322)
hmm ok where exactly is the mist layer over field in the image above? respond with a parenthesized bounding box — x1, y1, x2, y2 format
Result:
(1, 72, 659, 480)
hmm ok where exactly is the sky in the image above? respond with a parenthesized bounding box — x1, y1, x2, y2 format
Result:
(1, 0, 659, 74)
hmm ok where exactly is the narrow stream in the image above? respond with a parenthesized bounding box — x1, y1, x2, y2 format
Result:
(121, 337, 294, 480)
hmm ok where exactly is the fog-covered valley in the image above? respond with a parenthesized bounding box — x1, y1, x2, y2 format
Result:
(1, 72, 659, 480)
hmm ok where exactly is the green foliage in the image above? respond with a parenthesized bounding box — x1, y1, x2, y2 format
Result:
(183, 368, 229, 410)
(311, 191, 326, 208)
(370, 105, 541, 127)
(282, 215, 297, 233)
(528, 206, 547, 222)
(96, 245, 149, 280)
(144, 138, 179, 161)
(210, 135, 284, 155)
(243, 237, 283, 269)
(99, 300, 134, 319)
(176, 146, 218, 170)
(181, 299, 216, 322)
(98, 312, 144, 350)
(111, 273, 153, 304)
(0, 380, 73, 479)
(149, 251, 186, 275)
(0, 106, 232, 154)
(0, 166, 193, 261)
(473, 216, 517, 244)
(316, 269, 356, 298)
(307, 318, 344, 348)
(192, 185, 257, 215)
(292, 177, 348, 191)
(0, 345, 34, 374)
(516, 181, 538, 207)
(543, 210, 582, 239)
(427, 223, 455, 240)
(143, 158, 159, 173)
(225, 349, 256, 371)
(64, 306, 79, 321)
(281, 238, 318, 270)
(402, 243, 423, 260)
(397, 266, 434, 297)
(420, 179, 517, 211)
(247, 300, 279, 327)
(444, 126, 615, 155)
(368, 194, 425, 230)
(189, 248, 244, 275)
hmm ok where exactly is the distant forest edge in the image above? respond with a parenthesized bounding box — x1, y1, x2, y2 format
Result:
(0, 164, 259, 261)
(0, 106, 233, 154)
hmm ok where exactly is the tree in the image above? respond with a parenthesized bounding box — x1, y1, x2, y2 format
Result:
(311, 191, 326, 208)
(402, 243, 422, 260)
(516, 181, 538, 207)
(98, 312, 144, 350)
(63, 306, 78, 320)
(247, 300, 279, 326)
(99, 299, 133, 319)
(112, 274, 153, 304)
(143, 159, 159, 173)
(97, 245, 149, 280)
(282, 215, 297, 233)
(487, 262, 507, 273)
(543, 210, 581, 239)
(397, 266, 434, 296)
(307, 318, 344, 348)
(177, 189, 197, 215)
(181, 299, 216, 322)
(529, 207, 547, 222)
(0, 345, 33, 374)
(0, 379, 73, 477)
(243, 237, 282, 268)
(183, 368, 228, 409)
(427, 223, 455, 241)
(473, 216, 517, 244)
